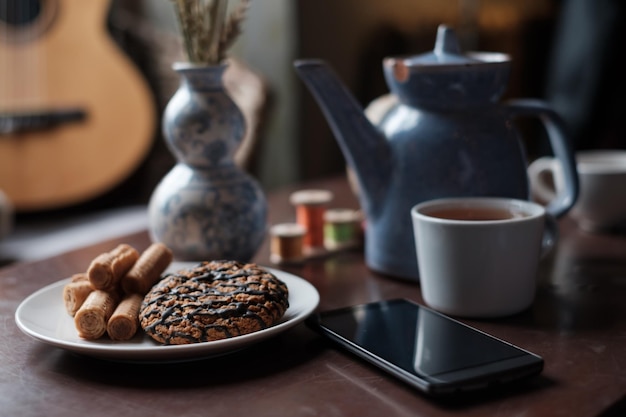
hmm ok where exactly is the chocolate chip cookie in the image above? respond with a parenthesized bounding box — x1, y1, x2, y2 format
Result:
(139, 260, 289, 345)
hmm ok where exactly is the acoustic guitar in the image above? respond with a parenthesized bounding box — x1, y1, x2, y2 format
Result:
(0, 0, 155, 211)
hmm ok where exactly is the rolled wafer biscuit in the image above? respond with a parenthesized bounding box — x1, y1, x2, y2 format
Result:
(71, 273, 89, 283)
(63, 273, 94, 316)
(88, 244, 139, 291)
(74, 290, 120, 340)
(121, 243, 173, 295)
(107, 293, 143, 341)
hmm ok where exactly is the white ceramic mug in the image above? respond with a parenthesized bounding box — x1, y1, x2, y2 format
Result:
(411, 197, 552, 318)
(528, 150, 626, 232)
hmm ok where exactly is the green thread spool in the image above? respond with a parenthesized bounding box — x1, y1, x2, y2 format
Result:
(324, 209, 361, 250)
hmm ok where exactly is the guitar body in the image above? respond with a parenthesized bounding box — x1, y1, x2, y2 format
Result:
(0, 0, 155, 211)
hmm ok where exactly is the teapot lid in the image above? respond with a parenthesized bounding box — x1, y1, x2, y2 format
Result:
(407, 25, 509, 66)
(382, 24, 511, 108)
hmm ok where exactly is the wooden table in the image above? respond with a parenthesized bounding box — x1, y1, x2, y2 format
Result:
(1, 176, 625, 417)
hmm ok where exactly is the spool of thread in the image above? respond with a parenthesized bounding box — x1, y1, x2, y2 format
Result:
(290, 189, 333, 248)
(270, 223, 306, 264)
(324, 209, 362, 250)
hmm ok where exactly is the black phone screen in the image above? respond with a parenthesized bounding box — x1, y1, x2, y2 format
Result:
(310, 299, 543, 395)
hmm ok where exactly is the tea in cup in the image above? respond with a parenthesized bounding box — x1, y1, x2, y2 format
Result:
(411, 197, 552, 318)
(528, 150, 626, 232)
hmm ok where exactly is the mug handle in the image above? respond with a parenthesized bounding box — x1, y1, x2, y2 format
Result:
(505, 99, 579, 218)
(527, 156, 559, 204)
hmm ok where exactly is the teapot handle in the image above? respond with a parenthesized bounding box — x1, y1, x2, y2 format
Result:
(505, 99, 579, 218)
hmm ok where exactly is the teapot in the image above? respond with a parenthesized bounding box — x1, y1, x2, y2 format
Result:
(294, 25, 578, 281)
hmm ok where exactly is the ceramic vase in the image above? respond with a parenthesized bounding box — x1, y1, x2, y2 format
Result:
(148, 62, 267, 261)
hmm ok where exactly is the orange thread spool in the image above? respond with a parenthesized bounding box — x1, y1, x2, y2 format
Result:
(290, 189, 333, 248)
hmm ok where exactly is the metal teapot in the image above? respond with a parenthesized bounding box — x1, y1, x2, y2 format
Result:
(294, 25, 578, 281)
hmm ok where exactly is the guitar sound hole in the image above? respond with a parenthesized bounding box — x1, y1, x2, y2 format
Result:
(0, 0, 42, 27)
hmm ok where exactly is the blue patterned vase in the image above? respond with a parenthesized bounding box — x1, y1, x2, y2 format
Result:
(148, 62, 268, 261)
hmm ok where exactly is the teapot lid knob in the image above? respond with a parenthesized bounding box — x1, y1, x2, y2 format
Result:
(390, 24, 509, 67)
(434, 25, 461, 56)
(404, 24, 480, 65)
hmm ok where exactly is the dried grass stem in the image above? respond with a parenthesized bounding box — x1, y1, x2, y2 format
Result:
(171, 0, 250, 65)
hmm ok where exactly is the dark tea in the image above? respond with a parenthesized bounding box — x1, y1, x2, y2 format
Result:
(426, 206, 528, 221)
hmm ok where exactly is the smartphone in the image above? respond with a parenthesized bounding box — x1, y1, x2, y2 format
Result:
(307, 298, 543, 396)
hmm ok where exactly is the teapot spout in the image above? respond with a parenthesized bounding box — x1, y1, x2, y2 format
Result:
(294, 60, 392, 217)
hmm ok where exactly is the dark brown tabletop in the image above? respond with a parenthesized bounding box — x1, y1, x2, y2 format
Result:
(1, 175, 625, 417)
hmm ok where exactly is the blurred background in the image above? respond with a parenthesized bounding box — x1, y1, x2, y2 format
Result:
(0, 0, 624, 262)
(121, 0, 625, 195)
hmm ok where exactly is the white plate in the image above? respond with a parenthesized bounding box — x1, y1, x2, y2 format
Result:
(14, 264, 319, 362)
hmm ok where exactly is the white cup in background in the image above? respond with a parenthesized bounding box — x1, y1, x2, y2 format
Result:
(528, 150, 626, 232)
(411, 197, 552, 318)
